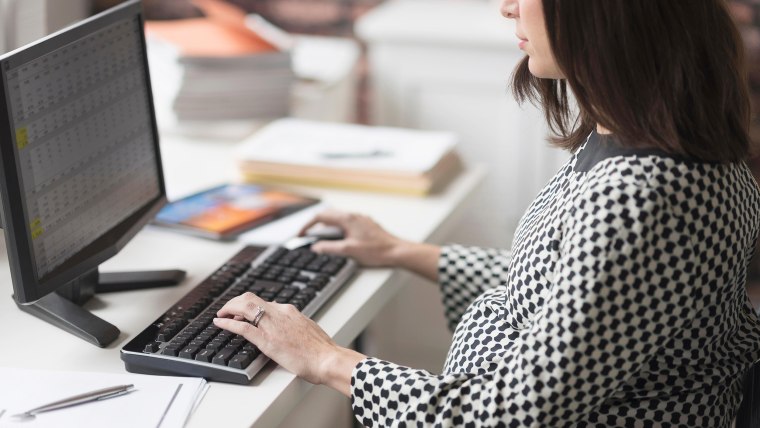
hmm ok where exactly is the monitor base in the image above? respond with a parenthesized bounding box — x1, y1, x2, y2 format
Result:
(14, 268, 186, 347)
(15, 292, 120, 347)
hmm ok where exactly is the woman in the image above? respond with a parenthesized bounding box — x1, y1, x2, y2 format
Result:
(214, 0, 760, 426)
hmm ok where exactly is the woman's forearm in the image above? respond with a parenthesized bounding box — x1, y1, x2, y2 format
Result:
(389, 241, 441, 282)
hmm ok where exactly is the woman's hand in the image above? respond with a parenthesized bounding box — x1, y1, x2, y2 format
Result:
(213, 292, 365, 396)
(301, 210, 442, 281)
(299, 210, 406, 267)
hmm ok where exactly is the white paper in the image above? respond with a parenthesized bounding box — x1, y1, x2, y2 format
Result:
(238, 202, 329, 245)
(0, 368, 206, 428)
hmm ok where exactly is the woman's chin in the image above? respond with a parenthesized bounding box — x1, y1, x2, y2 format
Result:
(528, 59, 563, 80)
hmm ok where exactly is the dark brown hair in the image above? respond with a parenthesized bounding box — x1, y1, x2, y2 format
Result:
(512, 0, 752, 162)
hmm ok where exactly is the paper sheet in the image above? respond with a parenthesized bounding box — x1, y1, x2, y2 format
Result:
(238, 201, 329, 245)
(0, 368, 206, 428)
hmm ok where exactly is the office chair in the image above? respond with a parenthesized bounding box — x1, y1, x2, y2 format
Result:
(736, 301, 760, 428)
(736, 360, 760, 428)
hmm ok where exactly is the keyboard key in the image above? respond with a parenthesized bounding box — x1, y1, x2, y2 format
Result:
(179, 345, 201, 359)
(217, 331, 233, 340)
(161, 346, 180, 357)
(195, 334, 214, 344)
(322, 263, 342, 275)
(259, 280, 285, 294)
(156, 327, 178, 342)
(229, 336, 246, 347)
(237, 348, 260, 359)
(229, 353, 255, 369)
(169, 337, 190, 349)
(195, 349, 216, 363)
(221, 344, 241, 357)
(175, 333, 193, 342)
(248, 285, 265, 294)
(277, 287, 298, 299)
(288, 299, 305, 311)
(305, 262, 323, 272)
(277, 274, 296, 283)
(205, 341, 224, 352)
(143, 342, 160, 353)
(188, 340, 206, 348)
(308, 276, 329, 291)
(269, 247, 289, 260)
(212, 348, 236, 366)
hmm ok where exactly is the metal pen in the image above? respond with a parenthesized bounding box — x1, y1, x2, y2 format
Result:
(12, 384, 134, 420)
(319, 149, 393, 159)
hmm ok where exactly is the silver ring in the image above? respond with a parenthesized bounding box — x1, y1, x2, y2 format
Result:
(252, 306, 265, 328)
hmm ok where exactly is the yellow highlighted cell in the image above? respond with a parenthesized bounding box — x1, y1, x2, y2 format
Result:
(16, 127, 28, 149)
(30, 218, 41, 229)
(31, 227, 44, 240)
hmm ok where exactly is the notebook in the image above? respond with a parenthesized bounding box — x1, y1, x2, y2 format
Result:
(237, 118, 463, 196)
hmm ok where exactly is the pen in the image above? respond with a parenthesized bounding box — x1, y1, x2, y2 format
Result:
(319, 149, 393, 159)
(155, 384, 182, 428)
(12, 384, 134, 420)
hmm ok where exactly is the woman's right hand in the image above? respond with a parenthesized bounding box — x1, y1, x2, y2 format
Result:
(299, 210, 405, 267)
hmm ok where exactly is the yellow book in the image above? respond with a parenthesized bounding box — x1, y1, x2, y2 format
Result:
(238, 119, 463, 196)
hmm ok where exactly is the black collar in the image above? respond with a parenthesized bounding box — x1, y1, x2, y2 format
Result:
(573, 131, 685, 173)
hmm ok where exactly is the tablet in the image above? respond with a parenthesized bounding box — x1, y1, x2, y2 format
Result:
(152, 183, 319, 241)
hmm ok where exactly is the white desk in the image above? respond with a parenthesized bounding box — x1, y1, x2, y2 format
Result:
(0, 132, 484, 427)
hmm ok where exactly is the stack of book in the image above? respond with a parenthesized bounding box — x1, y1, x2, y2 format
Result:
(146, 0, 295, 121)
(237, 118, 463, 196)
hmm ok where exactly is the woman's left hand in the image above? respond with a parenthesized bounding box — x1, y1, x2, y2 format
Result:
(213, 292, 365, 394)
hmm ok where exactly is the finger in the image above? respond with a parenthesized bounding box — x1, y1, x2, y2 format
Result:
(217, 292, 267, 319)
(298, 217, 323, 237)
(298, 210, 350, 236)
(311, 239, 348, 255)
(213, 317, 260, 342)
(217, 293, 266, 320)
(299, 213, 340, 236)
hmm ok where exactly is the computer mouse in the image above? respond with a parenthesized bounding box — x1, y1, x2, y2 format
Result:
(304, 224, 345, 241)
(284, 225, 345, 250)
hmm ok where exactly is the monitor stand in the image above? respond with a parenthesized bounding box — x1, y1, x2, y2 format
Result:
(14, 268, 185, 348)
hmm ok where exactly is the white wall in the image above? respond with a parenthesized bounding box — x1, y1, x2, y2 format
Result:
(3, 0, 47, 51)
(0, 0, 90, 53)
(46, 0, 90, 33)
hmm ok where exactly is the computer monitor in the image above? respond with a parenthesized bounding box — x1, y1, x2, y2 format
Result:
(0, 0, 185, 347)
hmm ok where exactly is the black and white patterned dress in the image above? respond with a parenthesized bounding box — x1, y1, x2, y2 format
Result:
(350, 131, 760, 427)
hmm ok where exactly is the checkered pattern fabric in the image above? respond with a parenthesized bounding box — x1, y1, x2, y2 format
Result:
(350, 132, 760, 427)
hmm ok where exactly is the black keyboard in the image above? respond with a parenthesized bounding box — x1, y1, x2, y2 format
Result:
(120, 245, 357, 384)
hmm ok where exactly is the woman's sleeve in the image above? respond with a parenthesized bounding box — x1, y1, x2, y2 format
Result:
(438, 245, 511, 331)
(351, 181, 698, 427)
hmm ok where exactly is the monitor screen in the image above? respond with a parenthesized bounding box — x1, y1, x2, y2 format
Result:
(0, 0, 166, 303)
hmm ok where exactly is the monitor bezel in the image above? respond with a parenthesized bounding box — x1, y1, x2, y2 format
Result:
(0, 0, 168, 304)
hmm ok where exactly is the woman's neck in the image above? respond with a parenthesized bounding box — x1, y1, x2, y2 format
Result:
(596, 124, 612, 135)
